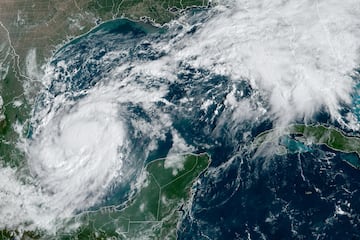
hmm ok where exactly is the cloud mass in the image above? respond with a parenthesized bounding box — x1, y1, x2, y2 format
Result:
(1, 0, 360, 233)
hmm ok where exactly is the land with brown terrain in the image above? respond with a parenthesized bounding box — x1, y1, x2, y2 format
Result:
(0, 0, 210, 167)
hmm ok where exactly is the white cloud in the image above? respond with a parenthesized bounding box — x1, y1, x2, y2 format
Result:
(27, 97, 126, 216)
(2, 0, 360, 233)
(1, 52, 176, 231)
(173, 0, 360, 126)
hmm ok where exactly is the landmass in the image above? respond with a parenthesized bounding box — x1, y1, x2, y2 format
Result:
(0, 0, 212, 168)
(0, 153, 211, 239)
(0, 0, 211, 67)
(253, 124, 360, 169)
(0, 1, 212, 238)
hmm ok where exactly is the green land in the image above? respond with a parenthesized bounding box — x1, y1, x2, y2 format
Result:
(0, 1, 212, 238)
(254, 124, 360, 169)
(0, 153, 211, 239)
(0, 0, 212, 168)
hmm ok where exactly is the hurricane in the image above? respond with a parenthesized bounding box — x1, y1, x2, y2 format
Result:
(1, 0, 360, 238)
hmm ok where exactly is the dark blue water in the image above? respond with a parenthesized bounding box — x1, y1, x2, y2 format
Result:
(44, 17, 360, 240)
(49, 19, 163, 95)
(351, 69, 360, 123)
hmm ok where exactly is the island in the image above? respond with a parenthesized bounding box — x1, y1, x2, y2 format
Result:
(253, 124, 360, 169)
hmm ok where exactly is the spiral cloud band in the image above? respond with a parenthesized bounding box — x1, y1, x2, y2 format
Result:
(0, 0, 360, 233)
(28, 97, 126, 217)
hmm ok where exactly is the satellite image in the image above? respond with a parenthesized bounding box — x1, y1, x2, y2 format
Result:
(0, 0, 360, 239)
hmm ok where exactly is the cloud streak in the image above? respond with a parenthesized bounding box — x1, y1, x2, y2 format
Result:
(174, 0, 360, 125)
(1, 0, 360, 234)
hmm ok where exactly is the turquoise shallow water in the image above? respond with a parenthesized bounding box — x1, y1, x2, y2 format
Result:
(280, 136, 312, 154)
(340, 152, 360, 169)
(56, 18, 162, 55)
(37, 16, 360, 239)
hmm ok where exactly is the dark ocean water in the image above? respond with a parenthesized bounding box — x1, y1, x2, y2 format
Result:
(42, 17, 360, 240)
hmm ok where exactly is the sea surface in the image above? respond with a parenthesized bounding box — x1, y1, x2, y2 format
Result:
(31, 11, 360, 239)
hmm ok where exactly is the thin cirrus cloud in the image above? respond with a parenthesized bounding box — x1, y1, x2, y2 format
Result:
(1, 0, 360, 233)
(174, 0, 360, 126)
